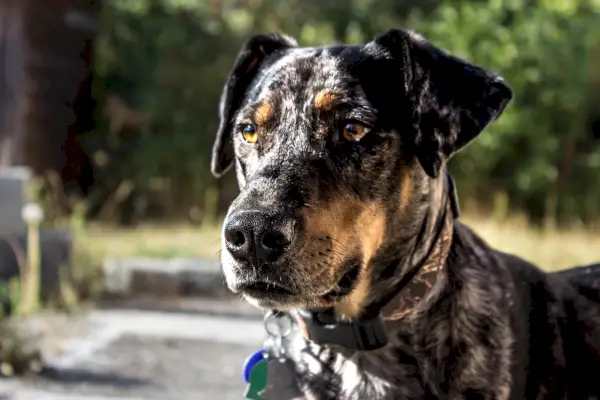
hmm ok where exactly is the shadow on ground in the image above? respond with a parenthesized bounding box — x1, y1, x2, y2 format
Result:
(40, 366, 150, 388)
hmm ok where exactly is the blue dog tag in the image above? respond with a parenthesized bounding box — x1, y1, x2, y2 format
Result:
(243, 349, 266, 383)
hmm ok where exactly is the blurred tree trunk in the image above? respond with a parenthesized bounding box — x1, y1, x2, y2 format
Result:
(0, 0, 25, 167)
(9, 0, 98, 200)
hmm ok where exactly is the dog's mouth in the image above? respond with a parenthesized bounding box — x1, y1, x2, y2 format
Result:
(235, 261, 362, 304)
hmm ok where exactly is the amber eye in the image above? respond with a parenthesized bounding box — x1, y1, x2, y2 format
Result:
(241, 124, 258, 144)
(342, 123, 370, 142)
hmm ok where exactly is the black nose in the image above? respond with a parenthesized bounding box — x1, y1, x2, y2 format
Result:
(223, 210, 292, 264)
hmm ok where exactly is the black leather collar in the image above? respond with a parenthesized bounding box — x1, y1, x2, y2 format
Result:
(294, 174, 460, 351)
(297, 308, 388, 351)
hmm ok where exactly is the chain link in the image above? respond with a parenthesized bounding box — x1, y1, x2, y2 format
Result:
(263, 310, 295, 359)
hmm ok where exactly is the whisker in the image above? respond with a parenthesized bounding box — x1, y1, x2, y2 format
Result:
(329, 237, 352, 253)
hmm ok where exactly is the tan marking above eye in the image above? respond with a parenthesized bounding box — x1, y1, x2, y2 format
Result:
(342, 123, 370, 142)
(254, 101, 274, 125)
(314, 90, 341, 111)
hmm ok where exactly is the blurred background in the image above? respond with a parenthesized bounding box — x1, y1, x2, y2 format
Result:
(0, 0, 598, 398)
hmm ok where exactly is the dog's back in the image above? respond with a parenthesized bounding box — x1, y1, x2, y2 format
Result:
(494, 252, 600, 399)
(554, 263, 600, 291)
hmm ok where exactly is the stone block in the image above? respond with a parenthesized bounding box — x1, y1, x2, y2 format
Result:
(102, 258, 228, 298)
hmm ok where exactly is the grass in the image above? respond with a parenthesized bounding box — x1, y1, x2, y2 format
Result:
(76, 223, 223, 261)
(74, 214, 599, 275)
(463, 214, 600, 271)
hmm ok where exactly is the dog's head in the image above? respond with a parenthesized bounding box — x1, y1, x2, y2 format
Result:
(212, 29, 512, 317)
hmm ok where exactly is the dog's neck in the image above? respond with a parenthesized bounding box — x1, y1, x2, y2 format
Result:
(379, 208, 453, 321)
(358, 172, 457, 321)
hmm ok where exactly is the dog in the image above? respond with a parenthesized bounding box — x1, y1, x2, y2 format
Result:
(211, 28, 600, 399)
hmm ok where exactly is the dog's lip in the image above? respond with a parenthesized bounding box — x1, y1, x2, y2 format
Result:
(237, 280, 297, 298)
(323, 263, 361, 298)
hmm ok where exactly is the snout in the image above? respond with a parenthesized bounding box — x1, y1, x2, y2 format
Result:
(219, 173, 373, 309)
(220, 199, 366, 309)
(223, 209, 294, 265)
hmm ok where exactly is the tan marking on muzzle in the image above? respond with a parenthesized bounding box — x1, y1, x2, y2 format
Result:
(304, 196, 360, 277)
(334, 204, 386, 319)
(398, 168, 414, 213)
(304, 198, 386, 318)
(304, 196, 359, 240)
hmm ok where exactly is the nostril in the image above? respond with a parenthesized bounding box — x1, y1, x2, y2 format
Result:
(230, 230, 246, 247)
(261, 230, 289, 250)
(225, 228, 246, 248)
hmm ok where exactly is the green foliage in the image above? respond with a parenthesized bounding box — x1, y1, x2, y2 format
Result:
(90, 0, 600, 227)
(415, 0, 600, 225)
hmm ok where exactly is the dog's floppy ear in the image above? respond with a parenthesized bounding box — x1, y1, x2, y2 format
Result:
(211, 33, 297, 177)
(373, 29, 513, 178)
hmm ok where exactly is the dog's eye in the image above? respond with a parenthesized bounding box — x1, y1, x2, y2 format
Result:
(240, 124, 258, 144)
(342, 123, 370, 142)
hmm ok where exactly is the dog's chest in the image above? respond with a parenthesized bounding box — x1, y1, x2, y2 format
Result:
(295, 341, 429, 400)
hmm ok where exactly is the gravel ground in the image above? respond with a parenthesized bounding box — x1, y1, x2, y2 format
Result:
(9, 337, 253, 400)
(1, 300, 265, 400)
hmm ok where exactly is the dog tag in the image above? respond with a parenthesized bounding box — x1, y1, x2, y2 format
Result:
(259, 358, 304, 400)
(243, 349, 266, 383)
(244, 358, 269, 399)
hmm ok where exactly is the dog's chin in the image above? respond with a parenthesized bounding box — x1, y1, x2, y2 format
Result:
(243, 294, 303, 310)
(238, 281, 305, 309)
(237, 262, 363, 310)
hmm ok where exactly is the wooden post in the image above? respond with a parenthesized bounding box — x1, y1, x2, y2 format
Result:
(17, 203, 43, 315)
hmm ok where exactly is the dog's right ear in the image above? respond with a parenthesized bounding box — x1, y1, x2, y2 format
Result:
(211, 33, 297, 177)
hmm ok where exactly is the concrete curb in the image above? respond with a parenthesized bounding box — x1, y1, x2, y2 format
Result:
(102, 258, 230, 299)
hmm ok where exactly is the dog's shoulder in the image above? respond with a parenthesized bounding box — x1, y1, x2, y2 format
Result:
(453, 222, 600, 398)
(491, 250, 549, 400)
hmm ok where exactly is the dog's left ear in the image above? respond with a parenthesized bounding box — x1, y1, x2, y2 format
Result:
(372, 29, 513, 178)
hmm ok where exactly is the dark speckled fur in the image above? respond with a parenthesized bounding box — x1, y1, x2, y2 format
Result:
(212, 29, 600, 399)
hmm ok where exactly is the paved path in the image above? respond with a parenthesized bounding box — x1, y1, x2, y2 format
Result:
(2, 304, 266, 400)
